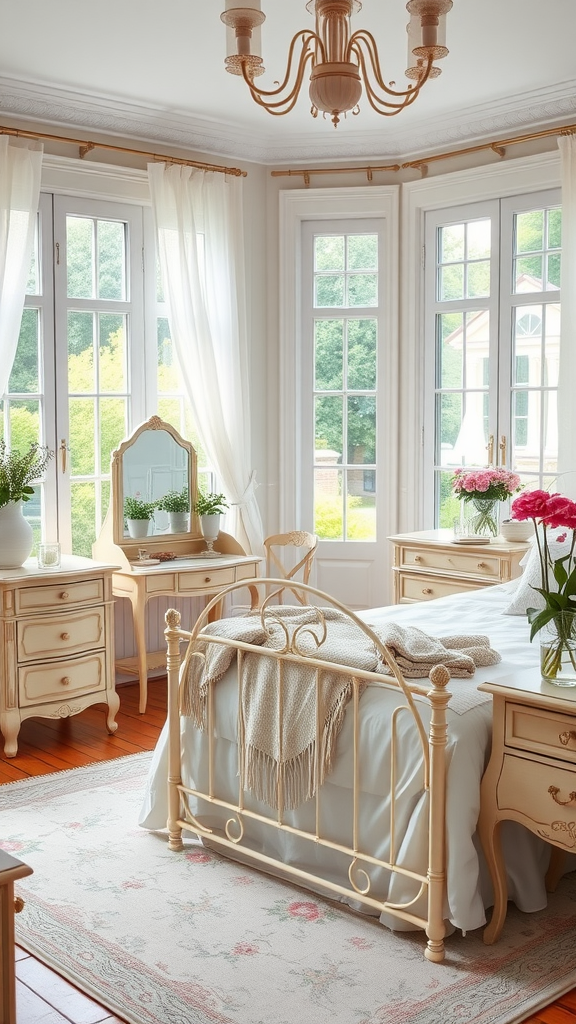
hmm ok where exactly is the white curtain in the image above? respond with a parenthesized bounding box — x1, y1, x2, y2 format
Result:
(0, 137, 43, 398)
(557, 135, 576, 495)
(147, 163, 264, 555)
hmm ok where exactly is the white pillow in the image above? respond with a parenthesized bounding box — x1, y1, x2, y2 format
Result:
(504, 532, 573, 615)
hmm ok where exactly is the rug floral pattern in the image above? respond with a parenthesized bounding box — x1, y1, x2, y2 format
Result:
(2, 752, 576, 1024)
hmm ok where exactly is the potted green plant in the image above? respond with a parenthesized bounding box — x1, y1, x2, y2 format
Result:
(157, 487, 190, 533)
(0, 441, 54, 568)
(193, 492, 228, 553)
(124, 495, 156, 540)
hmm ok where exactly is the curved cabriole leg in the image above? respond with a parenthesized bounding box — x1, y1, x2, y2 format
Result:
(106, 691, 120, 734)
(479, 816, 507, 944)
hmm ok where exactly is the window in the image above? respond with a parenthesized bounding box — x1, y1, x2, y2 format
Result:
(424, 189, 561, 528)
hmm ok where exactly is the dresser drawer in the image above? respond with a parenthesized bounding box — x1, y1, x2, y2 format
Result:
(505, 702, 576, 763)
(235, 563, 258, 582)
(399, 545, 501, 580)
(396, 573, 485, 603)
(178, 567, 236, 592)
(16, 578, 104, 614)
(19, 651, 106, 706)
(17, 608, 105, 661)
(498, 753, 576, 849)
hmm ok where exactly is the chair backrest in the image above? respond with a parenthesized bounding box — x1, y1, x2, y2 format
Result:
(263, 531, 318, 603)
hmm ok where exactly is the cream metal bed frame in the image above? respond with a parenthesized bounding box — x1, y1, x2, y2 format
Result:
(164, 579, 452, 962)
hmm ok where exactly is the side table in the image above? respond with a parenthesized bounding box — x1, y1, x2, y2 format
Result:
(0, 850, 32, 1024)
(477, 669, 576, 943)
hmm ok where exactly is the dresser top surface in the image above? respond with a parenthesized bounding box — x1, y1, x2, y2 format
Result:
(388, 529, 530, 554)
(0, 555, 119, 583)
(478, 668, 576, 708)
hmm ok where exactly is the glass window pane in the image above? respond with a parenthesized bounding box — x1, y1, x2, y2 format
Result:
(439, 224, 464, 263)
(547, 253, 561, 290)
(347, 396, 375, 464)
(315, 235, 344, 272)
(436, 469, 461, 528)
(315, 319, 343, 391)
(97, 220, 126, 301)
(467, 261, 490, 298)
(8, 400, 41, 452)
(98, 314, 126, 392)
(315, 396, 342, 456)
(69, 398, 95, 475)
(68, 312, 95, 392)
(438, 392, 462, 461)
(466, 219, 491, 260)
(513, 390, 529, 447)
(515, 255, 543, 290)
(347, 274, 377, 307)
(67, 217, 94, 298)
(347, 319, 376, 390)
(548, 208, 562, 249)
(516, 210, 543, 254)
(71, 481, 96, 558)
(22, 483, 42, 549)
(100, 398, 127, 474)
(315, 275, 344, 307)
(26, 215, 40, 295)
(347, 234, 377, 271)
(9, 309, 39, 393)
(438, 312, 463, 389)
(439, 264, 464, 301)
(346, 486, 376, 540)
(314, 467, 343, 540)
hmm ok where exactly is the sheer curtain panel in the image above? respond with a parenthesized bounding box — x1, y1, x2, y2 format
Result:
(557, 135, 576, 494)
(0, 137, 43, 398)
(147, 163, 264, 554)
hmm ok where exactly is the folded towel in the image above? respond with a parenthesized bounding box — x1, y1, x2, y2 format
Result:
(373, 623, 501, 679)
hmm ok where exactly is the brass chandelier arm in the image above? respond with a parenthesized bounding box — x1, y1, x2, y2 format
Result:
(351, 30, 435, 100)
(240, 30, 322, 106)
(354, 43, 433, 115)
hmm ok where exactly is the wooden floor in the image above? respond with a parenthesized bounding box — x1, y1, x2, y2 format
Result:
(1, 678, 576, 1024)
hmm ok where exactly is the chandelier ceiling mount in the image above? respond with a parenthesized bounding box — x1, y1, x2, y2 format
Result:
(221, 0, 453, 127)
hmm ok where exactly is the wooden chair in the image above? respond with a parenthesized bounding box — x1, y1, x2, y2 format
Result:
(263, 531, 318, 604)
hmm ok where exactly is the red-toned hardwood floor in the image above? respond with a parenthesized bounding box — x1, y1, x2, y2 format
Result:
(1, 679, 575, 1024)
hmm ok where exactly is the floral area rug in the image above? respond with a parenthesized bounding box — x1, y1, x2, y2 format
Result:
(2, 751, 576, 1024)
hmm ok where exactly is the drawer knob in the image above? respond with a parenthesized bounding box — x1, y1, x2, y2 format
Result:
(60, 591, 69, 600)
(205, 577, 211, 583)
(414, 555, 422, 562)
(61, 632, 70, 641)
(559, 731, 576, 746)
(422, 587, 433, 595)
(61, 676, 71, 686)
(477, 562, 487, 569)
(14, 896, 25, 914)
(549, 785, 576, 806)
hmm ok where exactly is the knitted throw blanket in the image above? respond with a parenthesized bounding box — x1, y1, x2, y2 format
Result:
(179, 608, 502, 809)
(180, 607, 377, 811)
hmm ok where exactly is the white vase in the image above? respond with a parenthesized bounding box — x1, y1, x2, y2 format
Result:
(200, 514, 221, 542)
(126, 518, 151, 539)
(0, 500, 35, 568)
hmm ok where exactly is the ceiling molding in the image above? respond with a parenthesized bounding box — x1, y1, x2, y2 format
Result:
(1, 75, 575, 168)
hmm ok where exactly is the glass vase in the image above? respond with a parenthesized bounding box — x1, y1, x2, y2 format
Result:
(458, 498, 501, 539)
(539, 612, 576, 686)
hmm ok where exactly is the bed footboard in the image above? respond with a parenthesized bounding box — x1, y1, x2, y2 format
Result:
(164, 579, 451, 962)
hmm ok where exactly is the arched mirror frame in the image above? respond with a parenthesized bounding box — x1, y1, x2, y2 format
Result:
(111, 416, 199, 554)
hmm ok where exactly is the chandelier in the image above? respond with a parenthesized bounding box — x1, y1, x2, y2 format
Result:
(221, 0, 453, 128)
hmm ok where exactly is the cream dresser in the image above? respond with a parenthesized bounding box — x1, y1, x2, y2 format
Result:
(477, 670, 576, 944)
(0, 556, 119, 757)
(389, 529, 530, 604)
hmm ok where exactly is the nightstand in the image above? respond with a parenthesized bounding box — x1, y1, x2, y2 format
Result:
(477, 669, 576, 944)
(388, 529, 530, 604)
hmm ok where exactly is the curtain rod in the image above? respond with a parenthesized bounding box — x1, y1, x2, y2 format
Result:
(0, 123, 247, 177)
(271, 122, 576, 184)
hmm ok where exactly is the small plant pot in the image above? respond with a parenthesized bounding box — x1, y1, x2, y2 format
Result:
(200, 514, 221, 542)
(126, 518, 152, 539)
(169, 512, 190, 533)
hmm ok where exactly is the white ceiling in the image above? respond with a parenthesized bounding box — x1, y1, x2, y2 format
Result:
(0, 0, 575, 166)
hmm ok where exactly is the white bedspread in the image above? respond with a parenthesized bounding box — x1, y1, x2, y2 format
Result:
(139, 580, 561, 934)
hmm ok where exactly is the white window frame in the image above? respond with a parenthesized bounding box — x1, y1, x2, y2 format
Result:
(401, 151, 561, 532)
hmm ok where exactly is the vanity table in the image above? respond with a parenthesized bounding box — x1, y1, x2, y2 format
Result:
(93, 417, 261, 713)
(0, 851, 32, 1024)
(0, 555, 119, 757)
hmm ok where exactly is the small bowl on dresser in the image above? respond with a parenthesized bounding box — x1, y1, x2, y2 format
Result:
(499, 519, 534, 542)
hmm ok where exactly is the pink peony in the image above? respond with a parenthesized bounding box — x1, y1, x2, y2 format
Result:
(511, 489, 554, 521)
(542, 495, 576, 531)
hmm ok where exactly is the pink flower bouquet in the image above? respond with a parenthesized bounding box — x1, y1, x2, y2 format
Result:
(451, 468, 522, 503)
